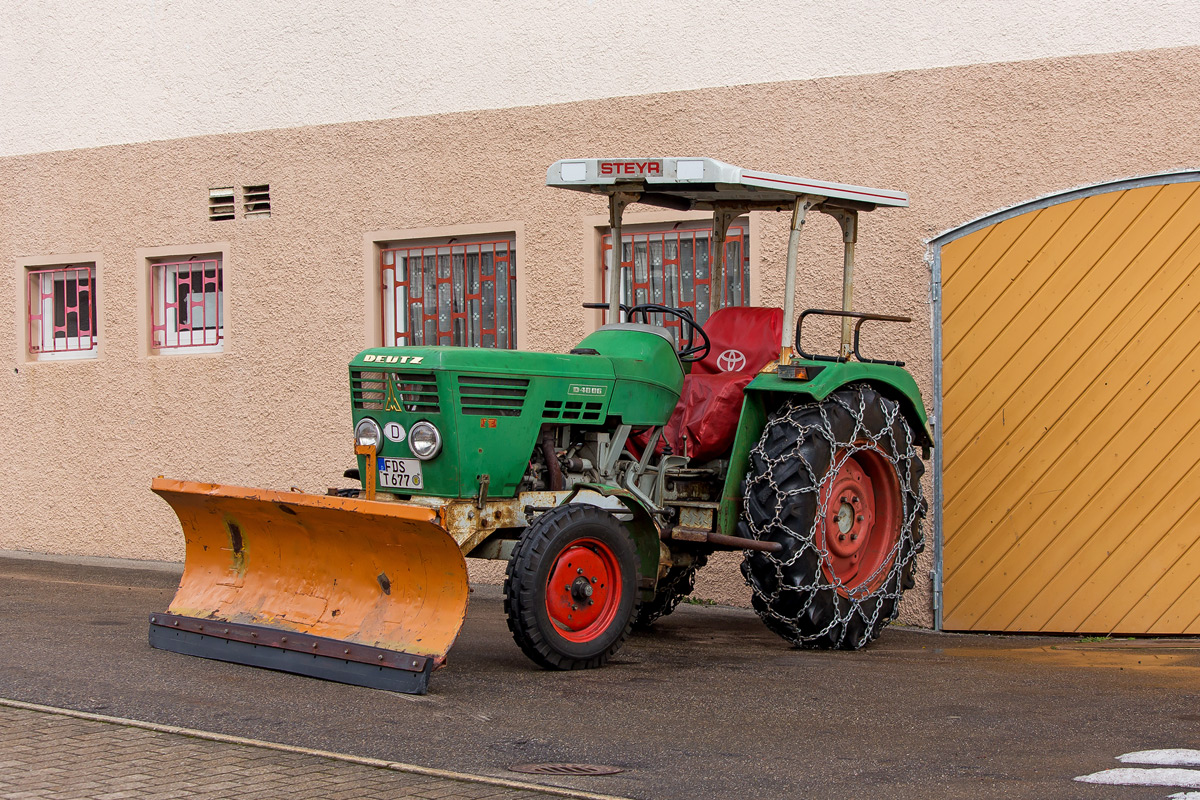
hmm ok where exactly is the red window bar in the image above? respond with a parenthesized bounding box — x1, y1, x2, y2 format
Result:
(27, 265, 97, 355)
(380, 240, 517, 349)
(601, 226, 750, 337)
(151, 258, 224, 349)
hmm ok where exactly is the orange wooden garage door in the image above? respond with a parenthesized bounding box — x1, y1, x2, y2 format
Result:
(939, 178, 1200, 634)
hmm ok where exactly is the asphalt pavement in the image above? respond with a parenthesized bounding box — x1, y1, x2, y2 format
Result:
(2, 553, 1199, 799)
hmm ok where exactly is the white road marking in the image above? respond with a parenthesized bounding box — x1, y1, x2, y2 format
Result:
(1170, 793, 1200, 799)
(1075, 768, 1200, 788)
(1121, 751, 1200, 767)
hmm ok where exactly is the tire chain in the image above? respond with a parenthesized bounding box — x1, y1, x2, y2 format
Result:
(741, 384, 925, 648)
(635, 555, 708, 628)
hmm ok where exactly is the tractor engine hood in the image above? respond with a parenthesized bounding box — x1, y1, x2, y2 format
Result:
(348, 328, 684, 500)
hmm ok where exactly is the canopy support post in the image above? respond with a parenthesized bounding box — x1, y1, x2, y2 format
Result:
(780, 197, 815, 364)
(827, 209, 859, 358)
(708, 204, 745, 314)
(606, 191, 639, 322)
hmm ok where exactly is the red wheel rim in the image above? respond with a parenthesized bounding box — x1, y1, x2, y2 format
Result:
(544, 538, 623, 643)
(816, 445, 902, 597)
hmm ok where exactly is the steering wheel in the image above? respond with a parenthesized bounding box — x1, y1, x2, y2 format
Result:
(627, 303, 711, 362)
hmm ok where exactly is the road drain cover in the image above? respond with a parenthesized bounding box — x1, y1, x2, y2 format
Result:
(508, 763, 625, 776)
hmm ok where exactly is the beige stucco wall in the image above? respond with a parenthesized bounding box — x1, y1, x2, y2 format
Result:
(4, 46, 1200, 627)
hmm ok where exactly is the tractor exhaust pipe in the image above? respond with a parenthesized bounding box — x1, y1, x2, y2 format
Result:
(540, 428, 563, 491)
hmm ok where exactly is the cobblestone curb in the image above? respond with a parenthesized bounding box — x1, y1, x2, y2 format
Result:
(0, 698, 634, 800)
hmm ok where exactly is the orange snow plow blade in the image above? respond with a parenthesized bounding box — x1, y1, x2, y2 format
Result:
(148, 478, 469, 694)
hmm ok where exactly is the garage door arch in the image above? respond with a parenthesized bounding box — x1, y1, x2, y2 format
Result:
(931, 170, 1200, 634)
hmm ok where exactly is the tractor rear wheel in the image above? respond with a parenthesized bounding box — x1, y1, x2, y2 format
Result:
(634, 555, 707, 629)
(740, 384, 925, 649)
(504, 504, 640, 669)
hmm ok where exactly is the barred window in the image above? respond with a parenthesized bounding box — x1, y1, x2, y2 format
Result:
(381, 237, 516, 349)
(601, 222, 750, 335)
(27, 263, 97, 359)
(151, 256, 224, 351)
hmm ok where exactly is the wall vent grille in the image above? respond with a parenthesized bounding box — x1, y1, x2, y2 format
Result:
(243, 184, 271, 218)
(208, 188, 235, 221)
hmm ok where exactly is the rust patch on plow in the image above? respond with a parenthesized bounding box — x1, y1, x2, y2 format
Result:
(226, 520, 246, 575)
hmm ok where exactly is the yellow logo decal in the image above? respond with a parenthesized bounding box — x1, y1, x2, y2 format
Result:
(363, 354, 424, 364)
(385, 374, 405, 412)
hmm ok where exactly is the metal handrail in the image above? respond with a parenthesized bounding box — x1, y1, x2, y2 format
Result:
(795, 308, 911, 366)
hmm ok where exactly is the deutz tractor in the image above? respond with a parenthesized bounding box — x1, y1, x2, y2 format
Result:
(150, 157, 931, 695)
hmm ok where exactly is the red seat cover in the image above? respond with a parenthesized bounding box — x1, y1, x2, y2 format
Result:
(690, 306, 784, 378)
(661, 371, 755, 461)
(631, 307, 783, 462)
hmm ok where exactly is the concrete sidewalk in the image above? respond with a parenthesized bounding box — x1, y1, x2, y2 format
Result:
(0, 700, 628, 800)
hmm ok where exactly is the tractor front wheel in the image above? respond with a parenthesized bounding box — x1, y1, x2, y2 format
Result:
(740, 384, 926, 649)
(504, 504, 640, 669)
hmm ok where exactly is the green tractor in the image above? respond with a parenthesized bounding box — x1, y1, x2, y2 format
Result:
(151, 157, 931, 694)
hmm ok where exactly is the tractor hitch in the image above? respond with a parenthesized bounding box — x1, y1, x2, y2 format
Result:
(665, 526, 782, 553)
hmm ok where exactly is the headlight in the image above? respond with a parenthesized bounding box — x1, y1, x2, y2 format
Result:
(354, 418, 382, 449)
(408, 421, 442, 460)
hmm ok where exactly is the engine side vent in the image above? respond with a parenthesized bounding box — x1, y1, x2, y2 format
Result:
(243, 184, 271, 218)
(542, 400, 603, 422)
(458, 375, 528, 417)
(351, 370, 385, 409)
(208, 187, 235, 221)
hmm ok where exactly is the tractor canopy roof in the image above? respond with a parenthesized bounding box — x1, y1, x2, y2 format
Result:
(546, 157, 908, 212)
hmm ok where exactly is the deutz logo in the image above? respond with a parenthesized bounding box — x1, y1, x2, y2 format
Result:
(363, 354, 423, 364)
(568, 384, 607, 397)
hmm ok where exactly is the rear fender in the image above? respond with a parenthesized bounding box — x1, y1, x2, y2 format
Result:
(717, 362, 932, 536)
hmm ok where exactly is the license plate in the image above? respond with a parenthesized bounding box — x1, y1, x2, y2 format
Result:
(377, 457, 423, 490)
